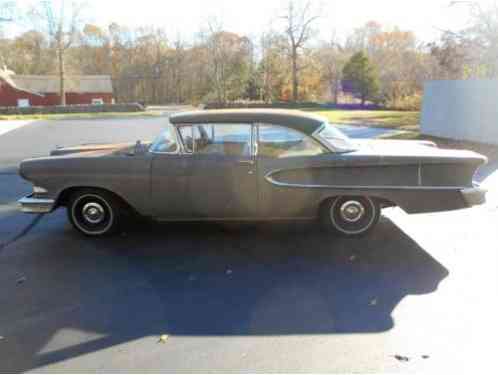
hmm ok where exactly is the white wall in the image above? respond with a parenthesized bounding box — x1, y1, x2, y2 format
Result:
(421, 80, 498, 145)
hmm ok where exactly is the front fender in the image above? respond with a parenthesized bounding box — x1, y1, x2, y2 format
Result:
(19, 154, 153, 216)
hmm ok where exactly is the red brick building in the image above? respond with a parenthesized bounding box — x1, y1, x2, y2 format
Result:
(0, 72, 114, 107)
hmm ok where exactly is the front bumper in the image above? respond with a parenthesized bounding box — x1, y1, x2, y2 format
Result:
(461, 183, 487, 207)
(18, 194, 56, 214)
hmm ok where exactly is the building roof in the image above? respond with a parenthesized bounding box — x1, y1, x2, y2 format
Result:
(0, 74, 113, 95)
(169, 109, 327, 135)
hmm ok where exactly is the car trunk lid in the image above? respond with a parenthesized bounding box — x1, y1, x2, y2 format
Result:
(354, 139, 488, 166)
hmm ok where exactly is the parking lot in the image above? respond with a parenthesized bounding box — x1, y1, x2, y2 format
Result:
(1, 112, 497, 372)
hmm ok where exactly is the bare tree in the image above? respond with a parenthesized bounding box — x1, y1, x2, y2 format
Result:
(280, 0, 319, 102)
(457, 1, 498, 77)
(316, 34, 348, 104)
(433, 1, 498, 79)
(201, 18, 252, 103)
(171, 36, 186, 103)
(0, 1, 16, 65)
(204, 18, 225, 103)
(31, 0, 84, 105)
(259, 31, 288, 102)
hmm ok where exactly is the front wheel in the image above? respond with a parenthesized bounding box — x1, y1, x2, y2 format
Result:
(67, 189, 121, 236)
(321, 196, 380, 237)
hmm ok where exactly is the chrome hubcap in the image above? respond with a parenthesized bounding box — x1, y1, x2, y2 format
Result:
(82, 202, 105, 224)
(339, 200, 365, 223)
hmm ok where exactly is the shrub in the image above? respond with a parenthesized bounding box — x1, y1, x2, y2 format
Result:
(0, 103, 145, 115)
(387, 94, 422, 111)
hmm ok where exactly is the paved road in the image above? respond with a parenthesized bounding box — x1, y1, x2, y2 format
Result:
(0, 117, 170, 172)
(0, 114, 497, 372)
(0, 120, 35, 137)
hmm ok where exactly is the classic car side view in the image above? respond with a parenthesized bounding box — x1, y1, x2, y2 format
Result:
(18, 109, 487, 237)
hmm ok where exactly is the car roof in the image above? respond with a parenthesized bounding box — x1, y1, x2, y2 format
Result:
(169, 109, 327, 135)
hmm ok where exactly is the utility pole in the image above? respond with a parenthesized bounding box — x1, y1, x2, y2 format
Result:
(40, 0, 71, 105)
(40, 0, 68, 105)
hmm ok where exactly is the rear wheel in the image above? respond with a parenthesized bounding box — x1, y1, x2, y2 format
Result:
(321, 196, 380, 237)
(67, 189, 121, 236)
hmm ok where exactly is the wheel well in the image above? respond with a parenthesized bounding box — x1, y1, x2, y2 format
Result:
(56, 187, 135, 214)
(318, 195, 396, 214)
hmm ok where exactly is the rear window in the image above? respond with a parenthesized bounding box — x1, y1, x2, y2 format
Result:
(317, 123, 357, 152)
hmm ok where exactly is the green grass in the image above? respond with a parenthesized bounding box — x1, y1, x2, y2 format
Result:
(0, 106, 420, 132)
(378, 131, 422, 140)
(0, 110, 163, 121)
(306, 109, 420, 130)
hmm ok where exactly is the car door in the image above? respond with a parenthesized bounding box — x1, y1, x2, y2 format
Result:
(150, 126, 191, 218)
(180, 123, 258, 219)
(256, 123, 329, 219)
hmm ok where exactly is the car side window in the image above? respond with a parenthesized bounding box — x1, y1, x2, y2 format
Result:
(187, 124, 252, 157)
(258, 124, 327, 158)
(178, 125, 194, 153)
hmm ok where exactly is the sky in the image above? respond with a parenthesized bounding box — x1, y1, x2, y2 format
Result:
(3, 0, 495, 43)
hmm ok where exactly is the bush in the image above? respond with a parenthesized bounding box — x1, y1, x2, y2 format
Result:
(0, 103, 145, 115)
(203, 101, 323, 110)
(387, 94, 422, 111)
(202, 101, 383, 110)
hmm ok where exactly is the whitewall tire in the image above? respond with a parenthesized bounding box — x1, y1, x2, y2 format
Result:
(67, 190, 121, 236)
(321, 196, 380, 237)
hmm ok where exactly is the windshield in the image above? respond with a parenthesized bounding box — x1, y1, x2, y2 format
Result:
(150, 127, 179, 153)
(317, 123, 357, 152)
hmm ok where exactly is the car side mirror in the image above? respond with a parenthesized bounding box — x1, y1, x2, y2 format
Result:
(127, 140, 148, 156)
(135, 140, 149, 155)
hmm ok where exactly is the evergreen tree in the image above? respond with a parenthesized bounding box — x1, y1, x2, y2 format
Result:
(342, 51, 380, 106)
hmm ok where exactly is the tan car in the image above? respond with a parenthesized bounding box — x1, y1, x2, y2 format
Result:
(18, 109, 487, 237)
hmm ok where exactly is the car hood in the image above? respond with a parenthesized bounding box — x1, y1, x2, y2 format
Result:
(50, 142, 139, 156)
(49, 141, 153, 157)
(19, 141, 152, 181)
(353, 139, 488, 165)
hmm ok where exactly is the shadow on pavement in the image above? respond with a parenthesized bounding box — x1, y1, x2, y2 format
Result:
(0, 216, 448, 372)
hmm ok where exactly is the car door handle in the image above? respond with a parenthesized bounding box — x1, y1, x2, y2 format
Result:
(238, 160, 255, 165)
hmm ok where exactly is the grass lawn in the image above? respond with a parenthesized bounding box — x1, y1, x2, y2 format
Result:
(0, 106, 420, 133)
(307, 109, 420, 131)
(0, 110, 163, 121)
(378, 131, 422, 140)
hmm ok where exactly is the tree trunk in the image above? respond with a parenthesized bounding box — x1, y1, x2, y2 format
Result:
(58, 46, 66, 106)
(333, 76, 340, 104)
(291, 48, 298, 102)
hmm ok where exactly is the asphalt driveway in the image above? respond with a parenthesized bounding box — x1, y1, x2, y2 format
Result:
(0, 113, 497, 373)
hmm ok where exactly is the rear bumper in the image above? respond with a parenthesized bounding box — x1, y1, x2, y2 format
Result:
(18, 194, 56, 214)
(461, 183, 487, 207)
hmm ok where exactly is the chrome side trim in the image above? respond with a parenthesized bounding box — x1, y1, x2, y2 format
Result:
(33, 186, 48, 194)
(264, 170, 470, 191)
(18, 195, 55, 213)
(417, 163, 422, 186)
(252, 123, 259, 157)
